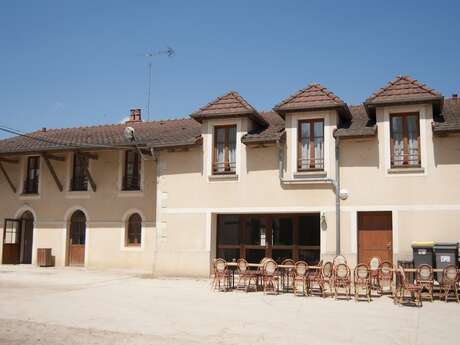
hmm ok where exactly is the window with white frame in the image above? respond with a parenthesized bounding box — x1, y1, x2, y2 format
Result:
(297, 119, 324, 171)
(213, 125, 236, 174)
(390, 113, 420, 168)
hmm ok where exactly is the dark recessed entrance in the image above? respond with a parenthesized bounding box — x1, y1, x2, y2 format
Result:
(216, 213, 321, 264)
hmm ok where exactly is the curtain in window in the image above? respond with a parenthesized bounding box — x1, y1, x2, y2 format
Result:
(300, 122, 310, 169)
(228, 126, 236, 169)
(407, 115, 419, 165)
(313, 121, 324, 169)
(392, 116, 404, 166)
(216, 128, 225, 172)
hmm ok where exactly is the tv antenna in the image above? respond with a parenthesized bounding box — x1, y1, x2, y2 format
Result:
(143, 47, 175, 121)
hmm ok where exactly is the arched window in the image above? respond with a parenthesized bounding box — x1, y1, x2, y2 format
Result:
(126, 213, 142, 246)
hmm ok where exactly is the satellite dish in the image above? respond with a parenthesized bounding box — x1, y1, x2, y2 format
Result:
(124, 127, 135, 142)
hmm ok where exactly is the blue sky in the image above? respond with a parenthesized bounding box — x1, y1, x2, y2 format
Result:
(1, 0, 459, 138)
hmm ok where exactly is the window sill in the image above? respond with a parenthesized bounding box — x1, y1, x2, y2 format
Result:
(118, 190, 144, 197)
(208, 174, 239, 182)
(65, 191, 92, 199)
(121, 245, 143, 252)
(387, 167, 425, 174)
(294, 171, 327, 178)
(19, 193, 40, 200)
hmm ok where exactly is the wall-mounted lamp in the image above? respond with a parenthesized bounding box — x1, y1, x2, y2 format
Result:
(321, 212, 327, 230)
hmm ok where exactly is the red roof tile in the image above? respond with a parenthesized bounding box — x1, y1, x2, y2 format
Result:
(366, 75, 442, 105)
(190, 91, 267, 126)
(274, 83, 346, 114)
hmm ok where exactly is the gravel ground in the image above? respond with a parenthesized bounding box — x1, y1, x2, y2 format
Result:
(0, 265, 459, 345)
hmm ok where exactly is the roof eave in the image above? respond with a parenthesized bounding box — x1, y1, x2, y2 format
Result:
(190, 111, 268, 127)
(274, 103, 351, 120)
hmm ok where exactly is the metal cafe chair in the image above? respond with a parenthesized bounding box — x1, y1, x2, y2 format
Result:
(293, 261, 309, 296)
(416, 264, 434, 302)
(440, 265, 459, 303)
(395, 266, 422, 307)
(378, 261, 394, 295)
(262, 259, 280, 295)
(334, 263, 351, 300)
(369, 256, 382, 290)
(333, 255, 347, 268)
(281, 258, 296, 292)
(354, 264, 371, 302)
(211, 258, 231, 292)
(236, 258, 257, 292)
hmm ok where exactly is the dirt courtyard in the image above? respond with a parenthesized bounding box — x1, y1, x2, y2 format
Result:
(0, 266, 459, 345)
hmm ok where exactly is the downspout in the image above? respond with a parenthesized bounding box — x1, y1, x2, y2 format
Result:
(335, 136, 341, 255)
(150, 148, 160, 276)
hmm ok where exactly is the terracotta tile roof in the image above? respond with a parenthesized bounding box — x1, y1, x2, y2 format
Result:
(190, 91, 267, 126)
(432, 98, 460, 134)
(274, 83, 348, 116)
(241, 112, 285, 144)
(334, 105, 377, 138)
(365, 75, 442, 105)
(0, 118, 202, 155)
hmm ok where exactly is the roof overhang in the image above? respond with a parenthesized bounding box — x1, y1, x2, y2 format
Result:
(190, 110, 268, 127)
(274, 103, 352, 121)
(364, 96, 444, 118)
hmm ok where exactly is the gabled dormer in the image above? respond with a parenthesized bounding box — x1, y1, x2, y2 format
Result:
(364, 75, 444, 174)
(191, 91, 265, 181)
(274, 84, 349, 179)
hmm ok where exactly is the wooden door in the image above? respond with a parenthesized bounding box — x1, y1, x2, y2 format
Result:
(20, 213, 34, 264)
(2, 219, 21, 264)
(68, 211, 86, 266)
(358, 211, 393, 265)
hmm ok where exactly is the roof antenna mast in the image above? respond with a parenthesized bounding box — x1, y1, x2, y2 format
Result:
(144, 47, 175, 121)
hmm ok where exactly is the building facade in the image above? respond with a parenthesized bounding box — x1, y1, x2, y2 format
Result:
(0, 76, 459, 277)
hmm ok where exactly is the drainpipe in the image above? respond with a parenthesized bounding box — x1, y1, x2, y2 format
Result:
(150, 148, 160, 276)
(335, 136, 341, 255)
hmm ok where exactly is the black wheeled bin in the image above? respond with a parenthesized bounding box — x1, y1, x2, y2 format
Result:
(412, 242, 434, 268)
(434, 242, 459, 282)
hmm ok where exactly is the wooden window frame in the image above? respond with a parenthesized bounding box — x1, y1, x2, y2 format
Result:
(23, 156, 40, 194)
(297, 119, 324, 172)
(390, 112, 421, 168)
(216, 214, 321, 263)
(125, 213, 142, 247)
(212, 125, 237, 175)
(123, 150, 141, 191)
(71, 153, 88, 191)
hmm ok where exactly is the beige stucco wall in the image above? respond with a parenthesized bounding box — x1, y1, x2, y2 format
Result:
(0, 150, 156, 272)
(1, 102, 459, 277)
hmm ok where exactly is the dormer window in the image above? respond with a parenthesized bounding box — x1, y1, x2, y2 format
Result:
(298, 119, 324, 171)
(213, 125, 236, 174)
(390, 113, 420, 167)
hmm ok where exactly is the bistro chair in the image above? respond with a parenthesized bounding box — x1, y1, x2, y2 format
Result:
(236, 258, 256, 292)
(281, 259, 296, 292)
(440, 265, 459, 303)
(378, 261, 394, 295)
(354, 264, 371, 302)
(395, 266, 422, 307)
(212, 258, 231, 292)
(262, 259, 280, 295)
(369, 256, 382, 290)
(333, 255, 347, 268)
(306, 260, 322, 296)
(319, 261, 334, 297)
(293, 261, 309, 296)
(416, 264, 434, 302)
(333, 263, 351, 300)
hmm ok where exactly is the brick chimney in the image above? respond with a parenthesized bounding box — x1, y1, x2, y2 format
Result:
(127, 108, 142, 122)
